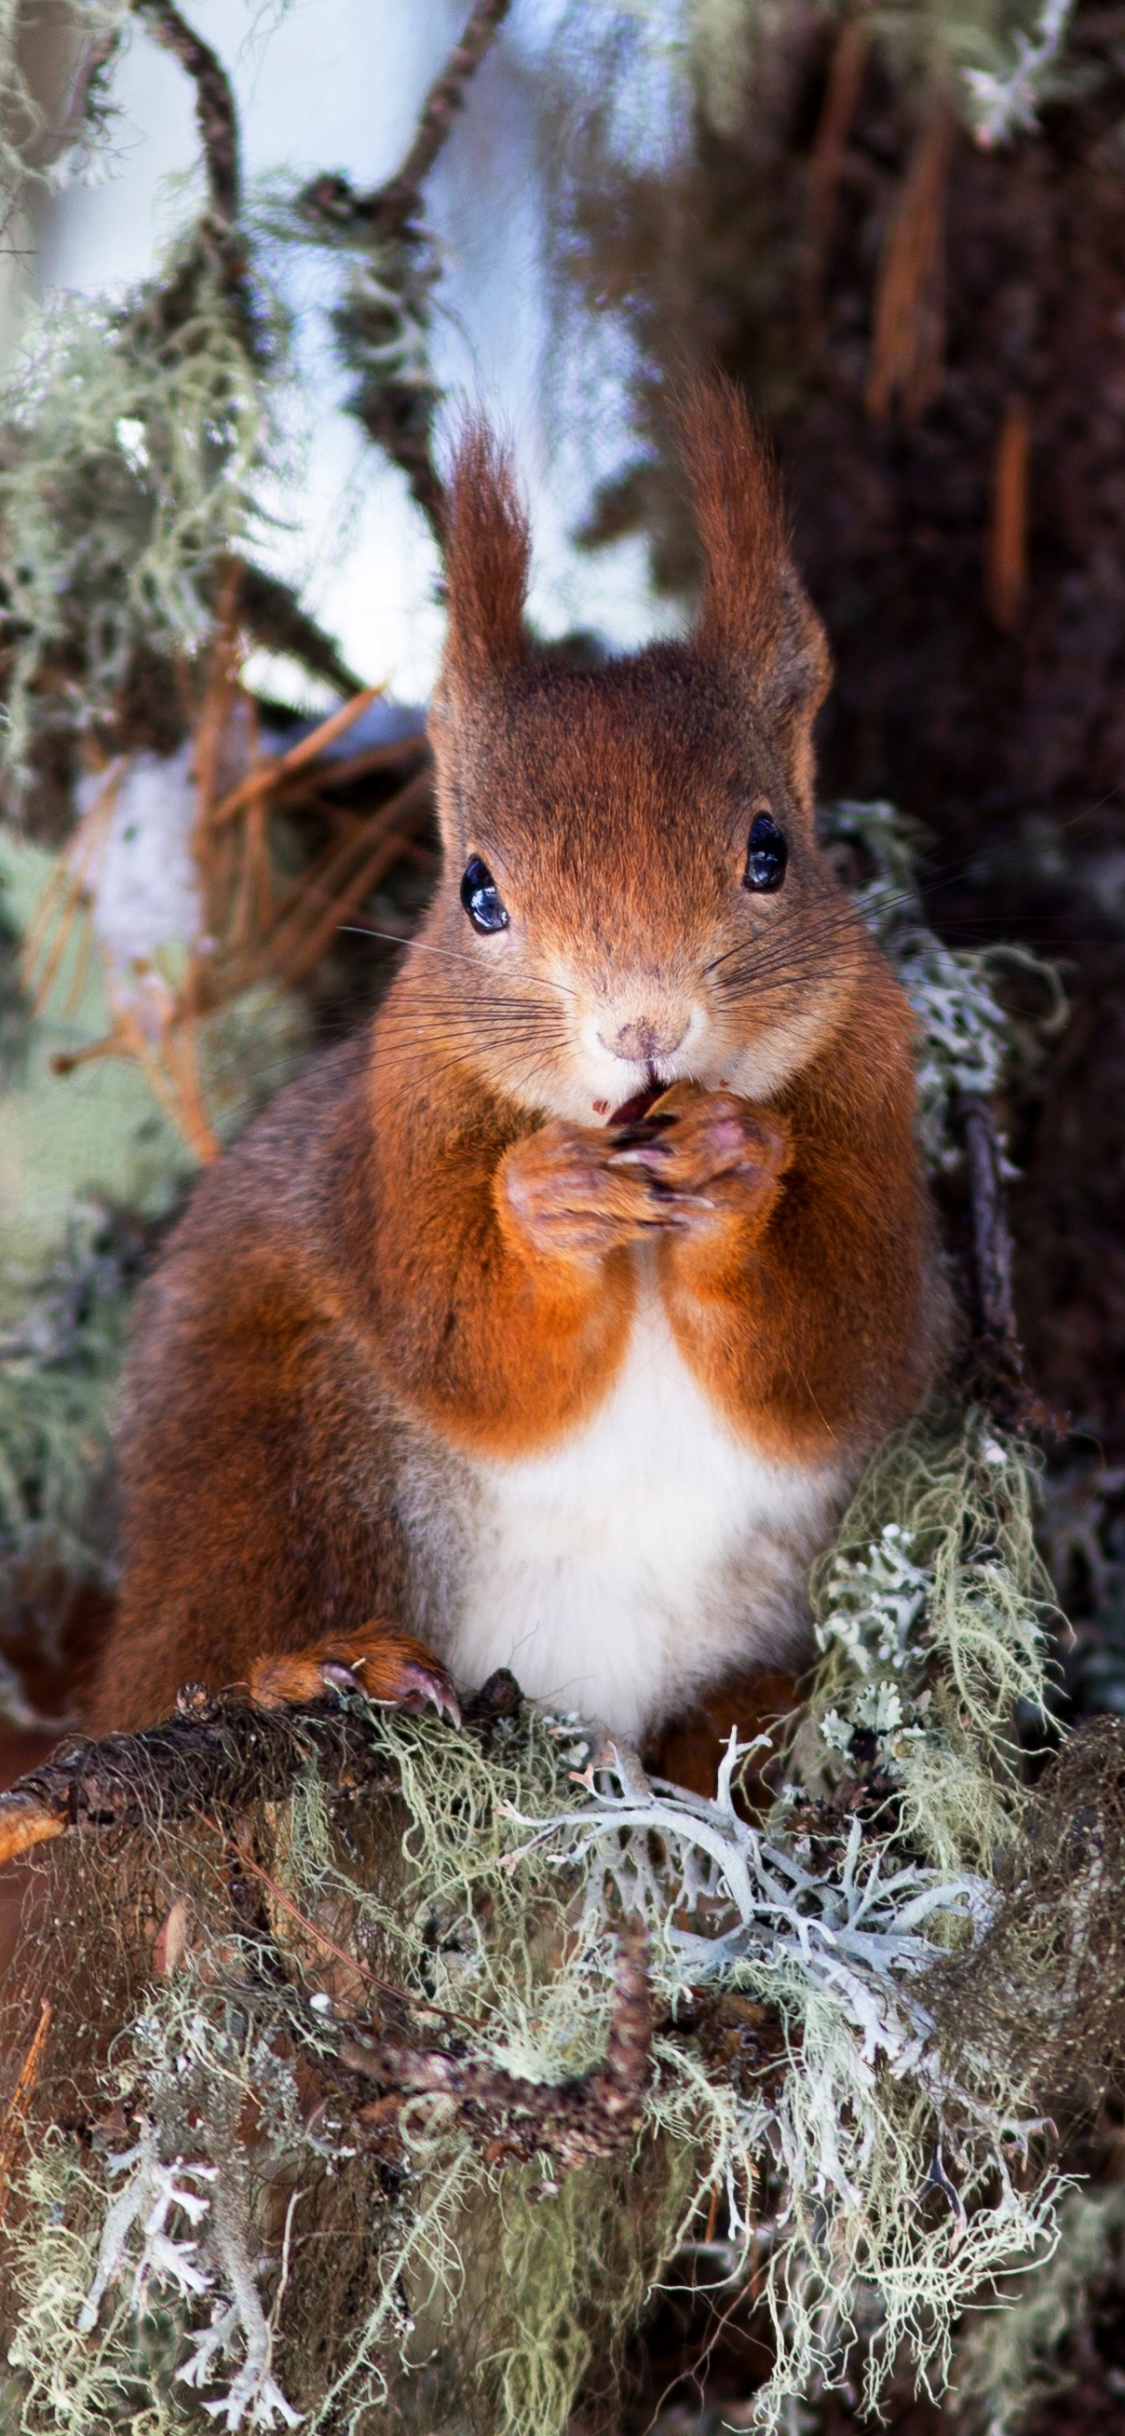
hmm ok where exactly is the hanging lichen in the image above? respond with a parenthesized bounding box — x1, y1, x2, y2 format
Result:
(0, 1442, 1118, 2436)
(0, 225, 288, 790)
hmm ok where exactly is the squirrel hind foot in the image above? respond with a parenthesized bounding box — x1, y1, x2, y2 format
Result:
(247, 1627, 460, 1725)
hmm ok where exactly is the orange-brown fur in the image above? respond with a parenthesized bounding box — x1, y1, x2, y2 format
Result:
(85, 381, 942, 1745)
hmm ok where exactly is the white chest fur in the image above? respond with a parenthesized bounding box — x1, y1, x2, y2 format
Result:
(452, 1291, 843, 1743)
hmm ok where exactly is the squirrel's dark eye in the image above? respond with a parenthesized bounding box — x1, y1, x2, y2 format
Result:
(743, 811, 788, 893)
(460, 855, 509, 934)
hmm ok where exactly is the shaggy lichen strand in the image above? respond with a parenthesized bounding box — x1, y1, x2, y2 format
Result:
(0, 1536, 1113, 2436)
(0, 1245, 1081, 2426)
(510, 1717, 1060, 2422)
(804, 1413, 1054, 1871)
(820, 798, 1066, 1170)
(0, 1724, 687, 2436)
(270, 1702, 611, 2084)
(0, 2, 129, 232)
(5, 2139, 185, 2436)
(955, 2181, 1125, 2434)
(0, 228, 285, 784)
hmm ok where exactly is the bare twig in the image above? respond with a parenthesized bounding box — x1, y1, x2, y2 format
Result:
(296, 0, 512, 543)
(208, 686, 384, 829)
(362, 0, 514, 240)
(956, 1090, 1036, 1424)
(133, 0, 240, 224)
(0, 2001, 52, 2222)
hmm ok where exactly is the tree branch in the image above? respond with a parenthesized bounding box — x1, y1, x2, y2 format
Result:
(0, 1666, 650, 2182)
(294, 0, 512, 546)
(956, 1089, 1035, 1424)
(133, 0, 240, 225)
(338, 1920, 652, 2173)
(0, 1671, 522, 1872)
(363, 0, 513, 240)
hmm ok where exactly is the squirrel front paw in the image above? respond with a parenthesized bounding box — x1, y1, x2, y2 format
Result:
(607, 1090, 790, 1232)
(248, 1627, 460, 1722)
(499, 1120, 681, 1263)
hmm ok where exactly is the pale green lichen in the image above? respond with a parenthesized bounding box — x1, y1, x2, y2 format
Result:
(804, 1415, 1054, 1873)
(955, 2181, 1125, 2433)
(820, 797, 1066, 1170)
(0, 1405, 1084, 2436)
(0, 230, 287, 786)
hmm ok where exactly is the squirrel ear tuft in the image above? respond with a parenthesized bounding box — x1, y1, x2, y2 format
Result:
(677, 375, 831, 801)
(441, 418, 530, 688)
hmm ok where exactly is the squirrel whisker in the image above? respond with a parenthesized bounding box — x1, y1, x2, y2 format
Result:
(337, 925, 582, 998)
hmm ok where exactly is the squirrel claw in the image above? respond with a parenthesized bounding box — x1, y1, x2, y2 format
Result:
(250, 1630, 460, 1723)
(605, 1140, 672, 1168)
(324, 1653, 462, 1724)
(319, 1660, 367, 1697)
(386, 1662, 462, 1726)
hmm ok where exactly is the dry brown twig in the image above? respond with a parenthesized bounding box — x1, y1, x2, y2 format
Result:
(338, 1922, 652, 2175)
(804, 10, 871, 337)
(0, 1670, 525, 1875)
(986, 396, 1031, 631)
(23, 611, 434, 1163)
(363, 0, 514, 242)
(867, 87, 954, 424)
(132, 0, 240, 226)
(0, 2000, 52, 2224)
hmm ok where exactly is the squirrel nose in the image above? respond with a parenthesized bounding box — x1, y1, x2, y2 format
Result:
(600, 1014, 688, 1065)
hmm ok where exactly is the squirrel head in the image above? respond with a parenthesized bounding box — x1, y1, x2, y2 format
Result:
(420, 378, 870, 1125)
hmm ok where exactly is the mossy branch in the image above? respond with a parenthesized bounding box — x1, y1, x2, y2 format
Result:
(0, 1670, 523, 1867)
(337, 1919, 652, 2174)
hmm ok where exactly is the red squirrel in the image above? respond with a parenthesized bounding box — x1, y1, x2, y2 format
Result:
(80, 380, 941, 1753)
